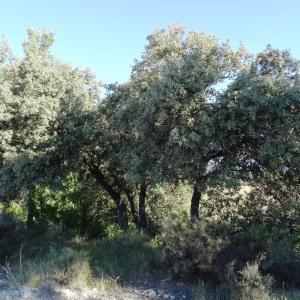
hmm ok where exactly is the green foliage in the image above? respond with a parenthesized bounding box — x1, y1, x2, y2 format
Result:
(117, 25, 249, 186)
(145, 183, 192, 233)
(0, 200, 27, 222)
(1, 25, 300, 296)
(201, 185, 300, 234)
(33, 172, 117, 237)
(4, 246, 93, 288)
(0, 214, 26, 261)
(161, 215, 226, 279)
(192, 261, 273, 300)
(89, 231, 161, 280)
(219, 46, 300, 178)
(2, 25, 299, 233)
(161, 214, 300, 287)
(0, 28, 100, 205)
(235, 261, 273, 300)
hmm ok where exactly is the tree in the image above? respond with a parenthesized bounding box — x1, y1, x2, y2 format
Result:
(116, 25, 248, 220)
(219, 46, 300, 186)
(0, 28, 99, 226)
(2, 26, 298, 232)
(81, 84, 148, 230)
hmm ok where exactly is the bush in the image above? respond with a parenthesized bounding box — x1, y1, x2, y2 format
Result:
(235, 261, 273, 300)
(192, 261, 272, 300)
(89, 230, 161, 280)
(261, 234, 300, 288)
(4, 246, 93, 288)
(160, 214, 300, 289)
(215, 228, 266, 272)
(146, 183, 192, 234)
(33, 172, 118, 238)
(161, 215, 226, 280)
(1, 201, 27, 222)
(0, 214, 26, 261)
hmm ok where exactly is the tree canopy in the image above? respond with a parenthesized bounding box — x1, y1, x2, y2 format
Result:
(0, 26, 299, 230)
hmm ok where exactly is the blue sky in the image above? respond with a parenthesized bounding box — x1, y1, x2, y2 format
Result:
(0, 1, 299, 83)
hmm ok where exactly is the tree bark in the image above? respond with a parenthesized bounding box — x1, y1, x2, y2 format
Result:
(26, 193, 35, 228)
(138, 182, 147, 229)
(190, 184, 201, 221)
(126, 193, 139, 227)
(89, 165, 128, 229)
(117, 201, 129, 230)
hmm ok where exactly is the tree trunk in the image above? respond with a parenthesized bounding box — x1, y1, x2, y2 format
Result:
(89, 165, 128, 230)
(138, 182, 147, 229)
(127, 193, 139, 227)
(117, 201, 129, 230)
(26, 193, 35, 228)
(190, 184, 201, 221)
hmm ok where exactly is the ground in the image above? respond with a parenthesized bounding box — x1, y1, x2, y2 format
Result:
(0, 272, 194, 300)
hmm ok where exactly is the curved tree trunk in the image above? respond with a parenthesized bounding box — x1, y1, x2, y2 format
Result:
(89, 165, 129, 229)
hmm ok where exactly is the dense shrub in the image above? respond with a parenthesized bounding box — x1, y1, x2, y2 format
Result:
(0, 214, 26, 261)
(161, 215, 300, 288)
(216, 228, 266, 272)
(89, 231, 161, 280)
(261, 234, 300, 287)
(192, 261, 273, 300)
(33, 173, 118, 237)
(265, 261, 300, 288)
(146, 184, 192, 234)
(161, 215, 226, 280)
(235, 261, 273, 300)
